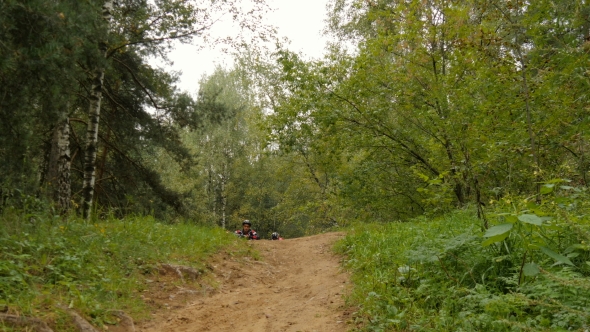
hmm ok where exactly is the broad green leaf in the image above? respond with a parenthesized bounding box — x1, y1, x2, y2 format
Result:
(545, 179, 568, 184)
(540, 184, 554, 194)
(482, 232, 510, 246)
(518, 214, 543, 225)
(564, 244, 585, 253)
(505, 215, 518, 223)
(539, 246, 574, 266)
(555, 197, 571, 204)
(483, 224, 513, 238)
(522, 263, 540, 276)
(416, 173, 429, 181)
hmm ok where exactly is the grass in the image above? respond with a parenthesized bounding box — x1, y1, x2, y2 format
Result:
(0, 209, 252, 331)
(337, 204, 590, 332)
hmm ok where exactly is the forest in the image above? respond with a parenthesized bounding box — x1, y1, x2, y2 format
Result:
(2, 0, 590, 331)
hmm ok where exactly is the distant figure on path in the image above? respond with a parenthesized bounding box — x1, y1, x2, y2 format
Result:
(235, 220, 260, 240)
(271, 232, 284, 240)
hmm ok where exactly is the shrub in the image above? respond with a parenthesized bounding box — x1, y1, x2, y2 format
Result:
(338, 186, 590, 331)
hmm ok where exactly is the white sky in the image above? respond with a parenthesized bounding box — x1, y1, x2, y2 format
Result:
(161, 0, 331, 96)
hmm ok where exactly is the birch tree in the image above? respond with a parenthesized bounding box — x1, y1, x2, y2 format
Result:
(80, 0, 271, 219)
(82, 0, 114, 219)
(0, 0, 270, 217)
(46, 118, 72, 214)
(192, 67, 250, 228)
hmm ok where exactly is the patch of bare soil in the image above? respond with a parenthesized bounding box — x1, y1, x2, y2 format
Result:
(137, 232, 352, 332)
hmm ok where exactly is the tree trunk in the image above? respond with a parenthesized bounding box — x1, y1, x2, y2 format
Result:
(82, 0, 114, 220)
(82, 65, 106, 219)
(45, 118, 72, 214)
(207, 164, 218, 220)
(220, 162, 228, 229)
(56, 119, 71, 213)
(95, 119, 112, 206)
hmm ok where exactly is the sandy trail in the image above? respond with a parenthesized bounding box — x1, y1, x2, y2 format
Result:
(138, 232, 352, 332)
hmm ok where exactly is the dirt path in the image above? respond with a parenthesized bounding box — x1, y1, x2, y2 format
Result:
(138, 232, 352, 332)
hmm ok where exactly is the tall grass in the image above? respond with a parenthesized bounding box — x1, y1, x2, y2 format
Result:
(337, 203, 590, 331)
(0, 208, 250, 331)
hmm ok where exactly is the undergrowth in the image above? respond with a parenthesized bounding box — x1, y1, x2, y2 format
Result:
(0, 207, 251, 331)
(337, 184, 590, 331)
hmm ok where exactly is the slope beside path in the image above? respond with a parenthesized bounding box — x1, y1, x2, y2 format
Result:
(138, 232, 352, 332)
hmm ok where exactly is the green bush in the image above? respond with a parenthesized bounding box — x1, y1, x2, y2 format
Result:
(338, 189, 590, 332)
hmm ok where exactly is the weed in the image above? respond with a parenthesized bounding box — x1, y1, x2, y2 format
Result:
(338, 193, 590, 331)
(0, 209, 251, 331)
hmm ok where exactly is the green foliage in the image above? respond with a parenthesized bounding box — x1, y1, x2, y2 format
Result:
(0, 208, 248, 330)
(0, 0, 272, 219)
(248, 0, 590, 226)
(0, 0, 97, 194)
(338, 198, 590, 331)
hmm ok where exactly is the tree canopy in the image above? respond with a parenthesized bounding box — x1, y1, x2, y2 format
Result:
(1, 0, 589, 231)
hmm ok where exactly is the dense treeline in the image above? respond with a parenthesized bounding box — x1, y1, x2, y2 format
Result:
(0, 0, 269, 221)
(2, 0, 589, 233)
(259, 0, 590, 223)
(191, 0, 590, 237)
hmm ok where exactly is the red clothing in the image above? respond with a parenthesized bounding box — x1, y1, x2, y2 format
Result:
(235, 229, 259, 240)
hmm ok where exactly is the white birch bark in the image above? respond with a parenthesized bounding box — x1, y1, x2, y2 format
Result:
(46, 118, 71, 214)
(82, 0, 114, 219)
(220, 162, 228, 229)
(56, 118, 71, 213)
(207, 164, 218, 220)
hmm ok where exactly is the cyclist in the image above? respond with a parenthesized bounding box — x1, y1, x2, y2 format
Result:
(235, 220, 260, 240)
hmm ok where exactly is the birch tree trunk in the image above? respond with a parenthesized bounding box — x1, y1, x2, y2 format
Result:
(220, 161, 228, 229)
(56, 119, 72, 213)
(46, 118, 72, 214)
(82, 0, 114, 220)
(207, 164, 218, 220)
